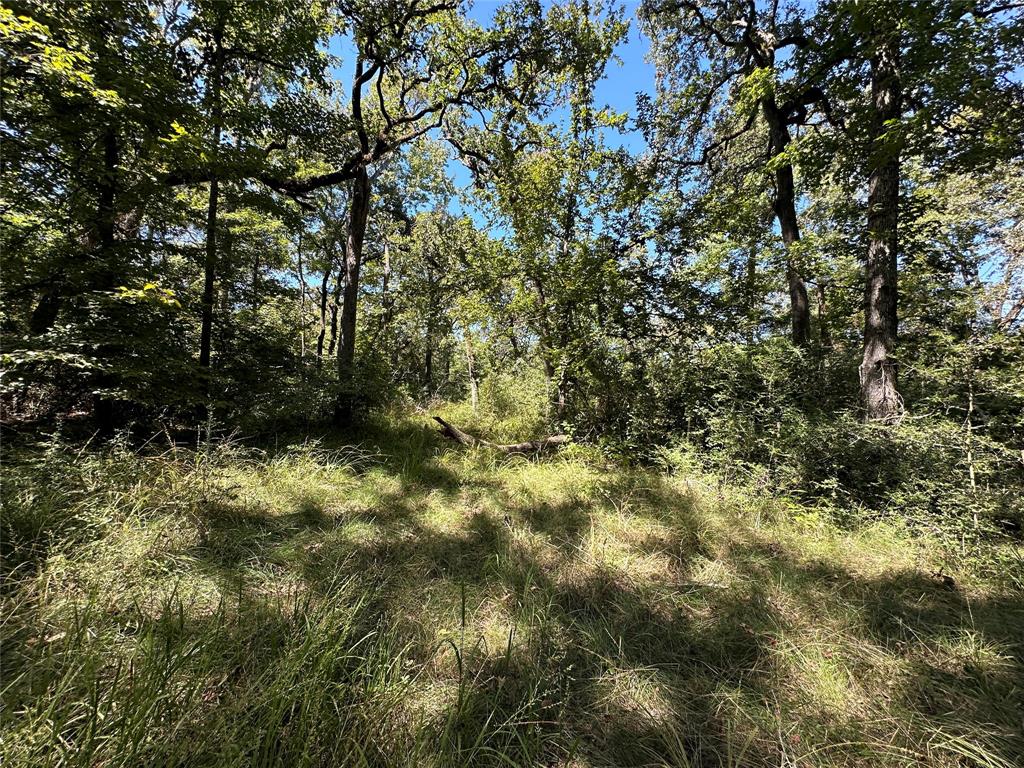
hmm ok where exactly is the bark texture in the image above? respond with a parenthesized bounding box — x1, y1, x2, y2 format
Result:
(860, 30, 903, 423)
(315, 259, 331, 366)
(338, 165, 370, 375)
(764, 102, 811, 347)
(334, 164, 370, 423)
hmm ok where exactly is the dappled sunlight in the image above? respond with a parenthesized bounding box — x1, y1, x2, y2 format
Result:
(5, 0, 1023, 763)
(3, 415, 1022, 767)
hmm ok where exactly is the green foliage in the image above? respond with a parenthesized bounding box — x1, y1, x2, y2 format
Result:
(4, 2, 1023, 763)
(439, 364, 551, 444)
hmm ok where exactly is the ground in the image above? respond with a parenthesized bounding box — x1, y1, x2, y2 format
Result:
(2, 412, 1023, 767)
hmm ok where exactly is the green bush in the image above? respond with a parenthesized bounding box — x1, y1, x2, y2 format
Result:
(438, 363, 551, 443)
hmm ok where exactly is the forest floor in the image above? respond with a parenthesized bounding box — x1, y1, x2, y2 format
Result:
(2, 410, 1023, 768)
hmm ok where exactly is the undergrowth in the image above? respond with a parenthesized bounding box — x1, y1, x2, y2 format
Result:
(1, 412, 1022, 767)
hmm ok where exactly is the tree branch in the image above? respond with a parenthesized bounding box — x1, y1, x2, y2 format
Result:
(432, 416, 569, 454)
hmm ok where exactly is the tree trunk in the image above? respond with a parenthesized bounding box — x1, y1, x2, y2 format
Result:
(328, 302, 339, 357)
(335, 164, 370, 422)
(326, 248, 345, 359)
(296, 231, 306, 360)
(198, 21, 224, 377)
(316, 259, 330, 366)
(464, 332, 479, 412)
(198, 181, 219, 372)
(860, 30, 902, 423)
(556, 368, 568, 415)
(29, 289, 63, 335)
(433, 416, 568, 454)
(507, 316, 521, 358)
(764, 102, 811, 347)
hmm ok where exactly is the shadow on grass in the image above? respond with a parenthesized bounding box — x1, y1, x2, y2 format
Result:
(177, 429, 1024, 766)
(6, 418, 1023, 767)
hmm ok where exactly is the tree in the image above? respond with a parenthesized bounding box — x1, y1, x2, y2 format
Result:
(315, 0, 616, 421)
(639, 0, 827, 347)
(169, 0, 331, 396)
(800, 0, 1024, 420)
(449, 1, 630, 420)
(857, 7, 903, 422)
(1, 0, 190, 427)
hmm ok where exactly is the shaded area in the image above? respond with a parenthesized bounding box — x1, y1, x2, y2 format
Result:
(3, 418, 1023, 767)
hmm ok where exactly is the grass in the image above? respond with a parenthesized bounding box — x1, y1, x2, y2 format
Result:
(2, 409, 1023, 767)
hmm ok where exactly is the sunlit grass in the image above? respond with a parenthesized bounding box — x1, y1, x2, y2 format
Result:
(2, 411, 1022, 767)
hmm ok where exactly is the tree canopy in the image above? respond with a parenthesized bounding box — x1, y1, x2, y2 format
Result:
(2, 0, 1022, 465)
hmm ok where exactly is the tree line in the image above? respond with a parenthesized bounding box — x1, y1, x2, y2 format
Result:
(2, 0, 1022, 471)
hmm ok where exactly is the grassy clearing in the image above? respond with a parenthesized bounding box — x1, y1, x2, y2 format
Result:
(2, 411, 1023, 767)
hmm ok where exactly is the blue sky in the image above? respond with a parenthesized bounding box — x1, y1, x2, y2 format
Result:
(595, 6, 655, 155)
(449, 1, 655, 217)
(328, 2, 656, 208)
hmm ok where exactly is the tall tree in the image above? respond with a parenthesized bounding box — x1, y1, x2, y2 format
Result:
(171, 0, 330, 391)
(859, 12, 902, 422)
(262, 0, 621, 421)
(448, 2, 630, 418)
(801, 0, 1024, 420)
(640, 0, 827, 346)
(198, 8, 226, 376)
(1, 0, 189, 425)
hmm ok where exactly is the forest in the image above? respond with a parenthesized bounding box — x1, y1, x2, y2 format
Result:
(2, 0, 1023, 766)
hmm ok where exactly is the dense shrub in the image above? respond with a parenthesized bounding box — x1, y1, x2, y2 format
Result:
(438, 363, 551, 443)
(593, 335, 1024, 541)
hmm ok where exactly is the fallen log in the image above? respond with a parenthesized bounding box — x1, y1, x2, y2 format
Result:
(432, 416, 569, 454)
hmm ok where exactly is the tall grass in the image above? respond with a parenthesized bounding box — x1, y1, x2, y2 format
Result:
(2, 416, 1022, 766)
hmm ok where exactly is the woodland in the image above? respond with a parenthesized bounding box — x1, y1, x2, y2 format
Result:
(2, 1, 1024, 766)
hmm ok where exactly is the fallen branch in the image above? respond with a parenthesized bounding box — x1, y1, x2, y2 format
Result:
(432, 416, 569, 454)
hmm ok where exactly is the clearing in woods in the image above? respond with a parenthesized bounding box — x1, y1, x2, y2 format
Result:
(3, 412, 1022, 767)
